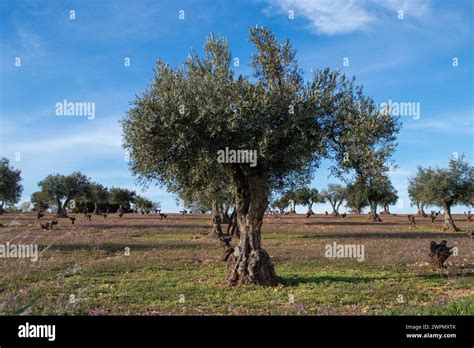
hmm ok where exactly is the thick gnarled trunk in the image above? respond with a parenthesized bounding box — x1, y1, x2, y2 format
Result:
(368, 200, 382, 222)
(442, 203, 458, 232)
(226, 167, 279, 286)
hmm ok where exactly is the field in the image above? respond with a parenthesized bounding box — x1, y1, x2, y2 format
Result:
(0, 212, 473, 315)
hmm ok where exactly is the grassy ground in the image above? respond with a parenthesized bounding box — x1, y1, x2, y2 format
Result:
(0, 212, 473, 315)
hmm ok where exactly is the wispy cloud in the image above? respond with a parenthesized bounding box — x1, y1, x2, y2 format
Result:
(262, 0, 431, 35)
(403, 114, 474, 135)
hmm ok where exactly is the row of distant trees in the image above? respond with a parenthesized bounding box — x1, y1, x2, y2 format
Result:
(269, 156, 473, 231)
(0, 159, 160, 216)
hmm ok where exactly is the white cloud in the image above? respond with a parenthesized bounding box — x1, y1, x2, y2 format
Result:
(262, 0, 430, 35)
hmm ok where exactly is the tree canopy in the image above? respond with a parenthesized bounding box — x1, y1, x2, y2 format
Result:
(0, 157, 23, 213)
(409, 156, 473, 231)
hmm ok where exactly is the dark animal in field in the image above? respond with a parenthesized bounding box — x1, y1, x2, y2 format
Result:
(341, 213, 346, 218)
(146, 210, 150, 214)
(103, 213, 107, 219)
(40, 221, 56, 230)
(409, 215, 416, 226)
(160, 213, 167, 220)
(306, 211, 311, 218)
(69, 217, 76, 225)
(429, 240, 454, 268)
(325, 211, 328, 216)
(118, 211, 124, 218)
(467, 213, 472, 222)
(36, 211, 44, 219)
(180, 210, 188, 214)
(86, 214, 92, 221)
(140, 210, 145, 215)
(430, 213, 437, 223)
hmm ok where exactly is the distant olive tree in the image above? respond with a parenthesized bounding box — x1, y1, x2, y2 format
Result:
(37, 172, 90, 217)
(410, 156, 473, 231)
(321, 184, 346, 216)
(109, 187, 136, 212)
(293, 187, 323, 215)
(408, 167, 432, 215)
(0, 157, 23, 214)
(345, 176, 369, 214)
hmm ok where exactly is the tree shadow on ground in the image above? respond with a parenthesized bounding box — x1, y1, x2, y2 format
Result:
(35, 241, 210, 253)
(281, 274, 389, 286)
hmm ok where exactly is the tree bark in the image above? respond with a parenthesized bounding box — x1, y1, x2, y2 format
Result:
(55, 199, 68, 217)
(330, 200, 338, 216)
(443, 203, 458, 232)
(368, 201, 382, 222)
(227, 209, 240, 238)
(335, 200, 343, 215)
(221, 203, 230, 224)
(94, 202, 99, 214)
(226, 166, 279, 286)
(382, 205, 390, 214)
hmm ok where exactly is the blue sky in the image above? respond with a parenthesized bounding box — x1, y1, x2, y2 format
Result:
(0, 0, 472, 213)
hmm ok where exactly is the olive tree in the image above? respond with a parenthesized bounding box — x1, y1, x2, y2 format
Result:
(411, 156, 473, 231)
(86, 182, 109, 214)
(345, 176, 369, 214)
(31, 191, 50, 212)
(109, 187, 136, 212)
(122, 28, 399, 286)
(0, 157, 23, 214)
(134, 195, 154, 212)
(293, 187, 323, 215)
(408, 167, 431, 215)
(271, 195, 290, 214)
(321, 184, 346, 216)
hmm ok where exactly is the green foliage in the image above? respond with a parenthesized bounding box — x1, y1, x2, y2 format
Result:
(87, 182, 109, 205)
(134, 195, 154, 211)
(0, 157, 23, 208)
(321, 184, 346, 213)
(271, 195, 290, 213)
(122, 27, 399, 206)
(345, 176, 369, 213)
(31, 191, 50, 211)
(365, 174, 395, 212)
